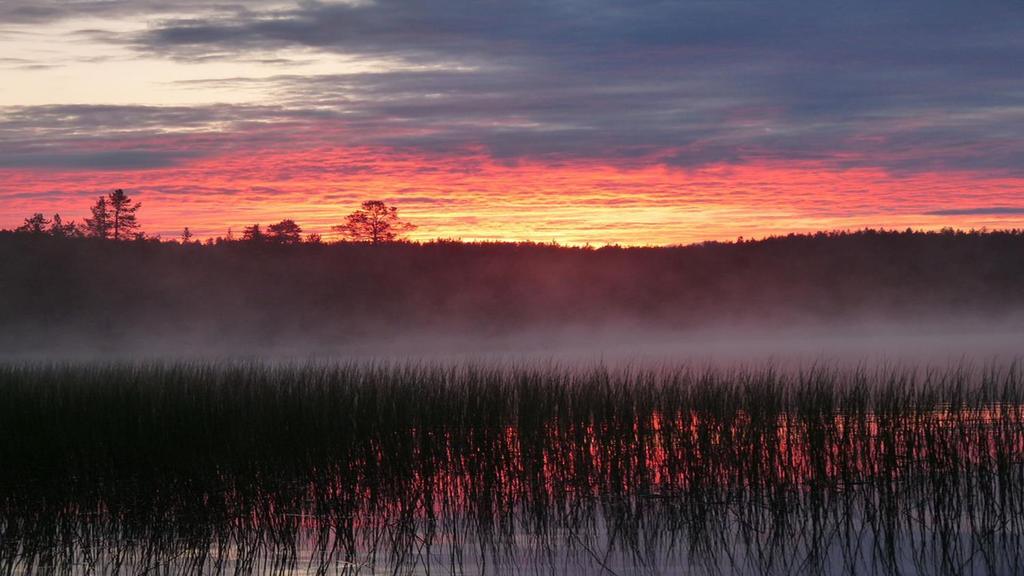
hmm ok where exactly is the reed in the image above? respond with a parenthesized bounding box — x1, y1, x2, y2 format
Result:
(1, 361, 1022, 574)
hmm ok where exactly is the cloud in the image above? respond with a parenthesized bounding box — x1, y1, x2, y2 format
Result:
(124, 0, 1024, 173)
(2, 1, 1023, 176)
(0, 104, 283, 134)
(925, 207, 1024, 216)
(0, 150, 198, 170)
(0, 1, 290, 24)
(0, 104, 307, 171)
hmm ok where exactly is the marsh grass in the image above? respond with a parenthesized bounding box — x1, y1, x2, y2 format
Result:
(1, 361, 1023, 574)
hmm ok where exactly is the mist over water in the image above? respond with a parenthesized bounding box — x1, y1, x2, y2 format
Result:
(3, 233, 1024, 574)
(3, 230, 1023, 366)
(335, 318, 1024, 366)
(6, 318, 1022, 370)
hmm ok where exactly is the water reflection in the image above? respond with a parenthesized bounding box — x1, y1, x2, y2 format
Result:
(2, 363, 1023, 574)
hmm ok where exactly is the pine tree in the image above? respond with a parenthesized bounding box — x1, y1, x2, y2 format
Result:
(181, 227, 194, 244)
(84, 196, 111, 239)
(108, 189, 141, 240)
(49, 214, 82, 238)
(15, 213, 50, 234)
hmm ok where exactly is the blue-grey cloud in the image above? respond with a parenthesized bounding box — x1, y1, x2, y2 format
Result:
(0, 104, 296, 171)
(5, 1, 1024, 175)
(129, 0, 1024, 173)
(0, 1, 287, 24)
(0, 104, 261, 135)
(0, 150, 198, 170)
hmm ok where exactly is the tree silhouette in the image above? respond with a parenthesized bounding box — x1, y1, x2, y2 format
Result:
(267, 220, 302, 244)
(15, 213, 50, 234)
(242, 224, 265, 242)
(108, 189, 141, 240)
(85, 197, 111, 239)
(14, 213, 82, 237)
(84, 190, 141, 240)
(181, 227, 194, 244)
(49, 214, 82, 238)
(333, 200, 415, 244)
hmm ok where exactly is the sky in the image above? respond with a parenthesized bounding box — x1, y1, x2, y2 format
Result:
(1, 0, 1022, 245)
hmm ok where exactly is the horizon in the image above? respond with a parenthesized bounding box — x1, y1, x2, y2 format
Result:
(2, 1, 1023, 244)
(7, 202, 1024, 248)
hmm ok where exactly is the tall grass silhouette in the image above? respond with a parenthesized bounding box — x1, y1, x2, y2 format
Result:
(2, 361, 1023, 574)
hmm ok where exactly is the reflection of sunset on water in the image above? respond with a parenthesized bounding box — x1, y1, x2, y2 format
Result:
(5, 363, 1024, 574)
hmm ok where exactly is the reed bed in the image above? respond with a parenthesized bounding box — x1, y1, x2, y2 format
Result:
(1, 361, 1023, 575)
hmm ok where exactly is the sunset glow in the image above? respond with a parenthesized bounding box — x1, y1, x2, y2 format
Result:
(2, 1, 1022, 244)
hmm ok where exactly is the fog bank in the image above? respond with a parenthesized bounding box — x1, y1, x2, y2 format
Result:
(2, 230, 1022, 365)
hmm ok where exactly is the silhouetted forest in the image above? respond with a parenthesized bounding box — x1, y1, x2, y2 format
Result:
(2, 228, 1023, 355)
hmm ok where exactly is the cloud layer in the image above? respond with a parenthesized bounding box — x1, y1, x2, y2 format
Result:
(0, 0, 1022, 241)
(131, 0, 1024, 172)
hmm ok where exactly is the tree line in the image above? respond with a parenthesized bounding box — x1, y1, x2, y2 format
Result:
(15, 189, 141, 240)
(10, 190, 416, 245)
(3, 224, 1024, 356)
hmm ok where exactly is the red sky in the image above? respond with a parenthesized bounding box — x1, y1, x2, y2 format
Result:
(1, 1, 1022, 244)
(3, 146, 1022, 245)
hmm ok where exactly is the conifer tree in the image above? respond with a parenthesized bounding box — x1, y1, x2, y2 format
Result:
(108, 189, 141, 241)
(84, 196, 111, 239)
(49, 214, 82, 238)
(15, 213, 50, 234)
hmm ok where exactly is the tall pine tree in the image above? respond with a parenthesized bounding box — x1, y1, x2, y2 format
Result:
(84, 196, 111, 239)
(84, 190, 142, 240)
(108, 189, 141, 240)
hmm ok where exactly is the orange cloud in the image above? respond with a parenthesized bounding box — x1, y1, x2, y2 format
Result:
(2, 143, 1022, 245)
